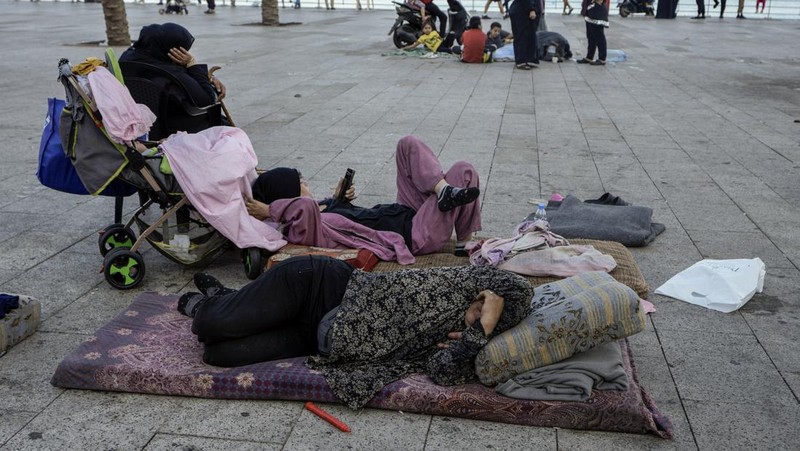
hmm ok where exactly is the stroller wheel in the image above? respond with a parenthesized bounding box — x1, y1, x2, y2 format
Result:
(242, 247, 263, 280)
(103, 248, 146, 290)
(159, 8, 166, 14)
(99, 224, 137, 256)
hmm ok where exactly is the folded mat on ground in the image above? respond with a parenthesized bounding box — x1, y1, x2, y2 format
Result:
(51, 292, 672, 438)
(538, 194, 666, 247)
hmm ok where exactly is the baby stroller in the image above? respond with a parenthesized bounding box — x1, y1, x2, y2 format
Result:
(51, 50, 263, 290)
(159, 0, 189, 14)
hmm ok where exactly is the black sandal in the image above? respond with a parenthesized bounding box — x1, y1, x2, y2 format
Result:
(516, 64, 532, 70)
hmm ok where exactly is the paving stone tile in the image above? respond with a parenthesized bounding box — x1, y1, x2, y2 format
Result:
(0, 331, 84, 411)
(659, 329, 795, 407)
(2, 391, 179, 451)
(143, 433, 279, 451)
(685, 229, 794, 269)
(0, 251, 103, 320)
(160, 398, 299, 444)
(0, 410, 38, 446)
(684, 400, 800, 451)
(556, 428, 692, 451)
(425, 416, 555, 450)
(284, 405, 430, 450)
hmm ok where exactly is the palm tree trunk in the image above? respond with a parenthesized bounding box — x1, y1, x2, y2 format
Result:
(101, 0, 131, 46)
(261, 0, 280, 25)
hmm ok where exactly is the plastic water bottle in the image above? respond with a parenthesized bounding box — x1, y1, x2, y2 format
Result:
(606, 49, 628, 63)
(533, 203, 547, 222)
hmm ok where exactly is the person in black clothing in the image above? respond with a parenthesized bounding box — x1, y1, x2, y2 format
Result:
(691, 0, 706, 19)
(577, 0, 609, 66)
(119, 23, 227, 136)
(508, 0, 541, 70)
(418, 0, 449, 39)
(245, 136, 482, 256)
(178, 256, 529, 412)
(445, 0, 469, 47)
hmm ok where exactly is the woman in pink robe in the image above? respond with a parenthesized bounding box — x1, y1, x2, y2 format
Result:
(246, 136, 482, 262)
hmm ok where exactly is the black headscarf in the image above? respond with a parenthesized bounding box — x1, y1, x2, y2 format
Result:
(132, 23, 195, 63)
(251, 168, 302, 204)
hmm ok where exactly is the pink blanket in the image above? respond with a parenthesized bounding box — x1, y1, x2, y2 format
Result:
(87, 66, 155, 144)
(160, 127, 287, 251)
(269, 197, 415, 265)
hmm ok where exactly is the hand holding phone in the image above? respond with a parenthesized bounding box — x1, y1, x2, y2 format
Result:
(337, 168, 355, 202)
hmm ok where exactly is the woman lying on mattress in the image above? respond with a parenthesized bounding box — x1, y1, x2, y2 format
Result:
(179, 255, 532, 409)
(243, 135, 482, 263)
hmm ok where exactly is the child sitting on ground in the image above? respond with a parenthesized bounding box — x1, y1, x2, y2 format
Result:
(577, 0, 609, 66)
(402, 19, 452, 54)
(486, 21, 512, 51)
(457, 16, 493, 63)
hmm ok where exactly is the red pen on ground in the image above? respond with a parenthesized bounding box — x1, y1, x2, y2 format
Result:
(304, 401, 351, 433)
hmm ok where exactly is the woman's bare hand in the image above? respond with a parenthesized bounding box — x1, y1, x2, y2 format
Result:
(436, 331, 463, 348)
(244, 196, 270, 221)
(167, 47, 196, 67)
(211, 77, 226, 100)
(333, 178, 357, 202)
(477, 290, 504, 336)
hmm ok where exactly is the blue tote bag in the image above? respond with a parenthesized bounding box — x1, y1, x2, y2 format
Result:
(36, 97, 136, 197)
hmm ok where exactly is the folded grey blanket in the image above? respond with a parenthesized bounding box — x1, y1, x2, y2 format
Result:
(539, 194, 665, 247)
(495, 342, 628, 402)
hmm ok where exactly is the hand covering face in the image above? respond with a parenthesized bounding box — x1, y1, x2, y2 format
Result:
(133, 23, 196, 62)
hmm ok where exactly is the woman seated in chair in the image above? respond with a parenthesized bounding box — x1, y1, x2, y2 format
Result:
(120, 23, 227, 137)
(179, 255, 533, 409)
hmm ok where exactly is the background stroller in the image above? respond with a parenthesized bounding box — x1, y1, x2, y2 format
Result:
(159, 0, 190, 14)
(50, 50, 264, 290)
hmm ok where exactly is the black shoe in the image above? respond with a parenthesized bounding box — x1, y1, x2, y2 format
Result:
(691, 15, 705, 19)
(193, 273, 235, 297)
(590, 59, 606, 66)
(576, 57, 592, 64)
(204, 8, 215, 13)
(481, 14, 491, 19)
(437, 185, 480, 212)
(178, 292, 207, 317)
(516, 63, 532, 70)
(737, 14, 746, 19)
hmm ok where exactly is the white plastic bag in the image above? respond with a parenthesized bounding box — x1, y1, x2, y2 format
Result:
(654, 258, 766, 313)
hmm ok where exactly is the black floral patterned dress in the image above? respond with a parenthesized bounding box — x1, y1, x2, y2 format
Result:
(306, 266, 532, 409)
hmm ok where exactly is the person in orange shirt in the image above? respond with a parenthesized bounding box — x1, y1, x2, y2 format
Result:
(459, 16, 492, 63)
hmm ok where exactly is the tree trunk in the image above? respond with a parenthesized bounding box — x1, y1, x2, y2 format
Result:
(101, 0, 131, 47)
(261, 0, 280, 26)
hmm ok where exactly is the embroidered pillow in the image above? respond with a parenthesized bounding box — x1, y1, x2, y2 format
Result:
(475, 272, 646, 386)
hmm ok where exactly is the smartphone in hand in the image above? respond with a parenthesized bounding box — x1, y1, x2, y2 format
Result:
(337, 168, 355, 202)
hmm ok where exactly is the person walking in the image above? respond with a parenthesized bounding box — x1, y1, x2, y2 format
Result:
(718, 0, 747, 19)
(691, 0, 706, 19)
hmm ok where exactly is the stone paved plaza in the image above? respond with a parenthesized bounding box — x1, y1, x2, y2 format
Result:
(1, 2, 799, 450)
